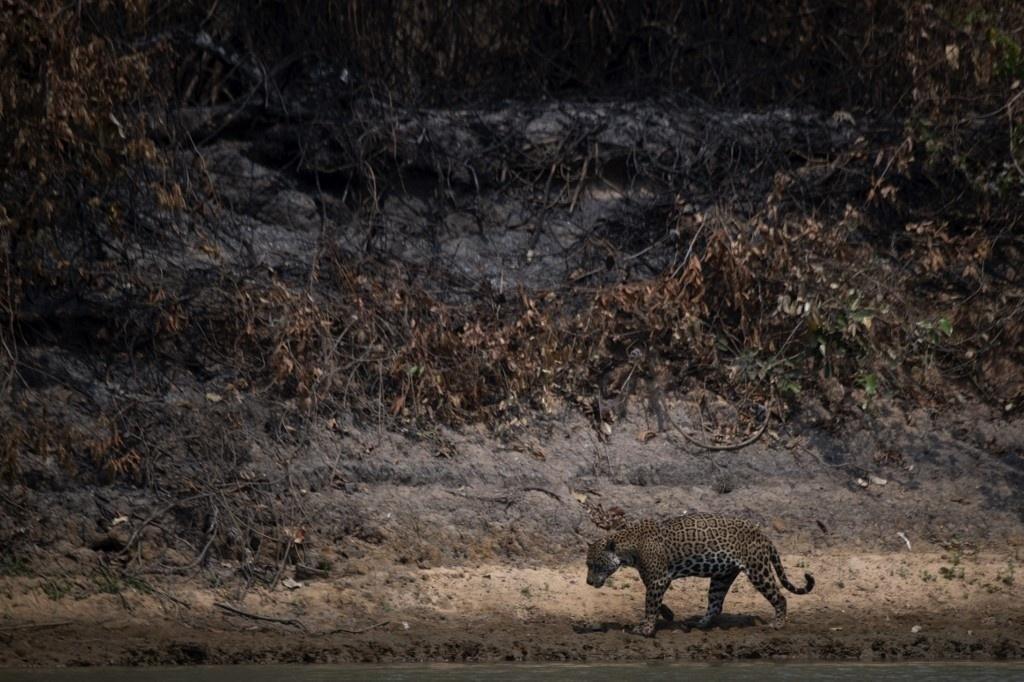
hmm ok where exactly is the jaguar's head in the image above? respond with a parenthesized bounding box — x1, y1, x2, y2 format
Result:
(585, 537, 622, 588)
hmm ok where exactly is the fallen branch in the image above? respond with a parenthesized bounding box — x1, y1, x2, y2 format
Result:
(0, 491, 28, 513)
(669, 400, 771, 451)
(119, 481, 264, 559)
(318, 620, 390, 636)
(150, 585, 192, 610)
(521, 486, 564, 503)
(445, 489, 515, 507)
(213, 601, 308, 632)
(0, 621, 74, 632)
(193, 32, 264, 86)
(118, 491, 214, 558)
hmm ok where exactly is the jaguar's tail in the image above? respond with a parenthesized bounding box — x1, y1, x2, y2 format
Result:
(770, 545, 815, 594)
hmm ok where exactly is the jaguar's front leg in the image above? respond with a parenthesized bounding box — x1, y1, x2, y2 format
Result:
(627, 577, 669, 637)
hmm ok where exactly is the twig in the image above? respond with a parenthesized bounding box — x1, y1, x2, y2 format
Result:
(521, 486, 563, 503)
(193, 32, 263, 86)
(793, 440, 855, 471)
(318, 620, 390, 636)
(672, 219, 708, 279)
(0, 621, 74, 632)
(668, 399, 771, 451)
(269, 538, 293, 591)
(0, 491, 28, 513)
(150, 585, 192, 610)
(119, 481, 260, 558)
(445, 489, 515, 507)
(213, 602, 308, 631)
(118, 491, 214, 557)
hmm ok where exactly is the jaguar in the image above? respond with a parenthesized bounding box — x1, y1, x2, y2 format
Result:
(585, 513, 814, 637)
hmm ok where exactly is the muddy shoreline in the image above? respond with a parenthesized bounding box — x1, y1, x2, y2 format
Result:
(3, 551, 1022, 667)
(4, 404, 1024, 667)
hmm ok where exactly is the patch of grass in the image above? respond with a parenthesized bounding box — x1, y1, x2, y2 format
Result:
(121, 575, 153, 594)
(93, 572, 122, 595)
(998, 560, 1016, 587)
(939, 565, 964, 580)
(939, 549, 965, 580)
(41, 578, 73, 601)
(91, 568, 150, 596)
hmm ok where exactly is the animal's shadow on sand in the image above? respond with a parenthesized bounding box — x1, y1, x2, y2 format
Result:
(573, 613, 762, 635)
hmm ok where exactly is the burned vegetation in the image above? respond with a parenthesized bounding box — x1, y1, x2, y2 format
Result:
(1, 0, 1023, 599)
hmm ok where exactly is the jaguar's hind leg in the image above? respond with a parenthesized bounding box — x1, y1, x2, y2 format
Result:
(696, 568, 740, 629)
(746, 566, 787, 627)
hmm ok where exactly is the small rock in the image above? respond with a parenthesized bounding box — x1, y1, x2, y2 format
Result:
(855, 478, 869, 488)
(69, 547, 99, 566)
(163, 548, 193, 567)
(355, 525, 386, 544)
(911, 625, 922, 633)
(823, 376, 846, 405)
(140, 525, 163, 544)
(869, 475, 888, 486)
(89, 524, 131, 552)
(53, 539, 77, 557)
(281, 577, 303, 590)
(63, 519, 88, 548)
(140, 543, 162, 562)
(771, 517, 787, 533)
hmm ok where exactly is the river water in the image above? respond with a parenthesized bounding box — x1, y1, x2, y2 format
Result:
(2, 663, 1024, 681)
